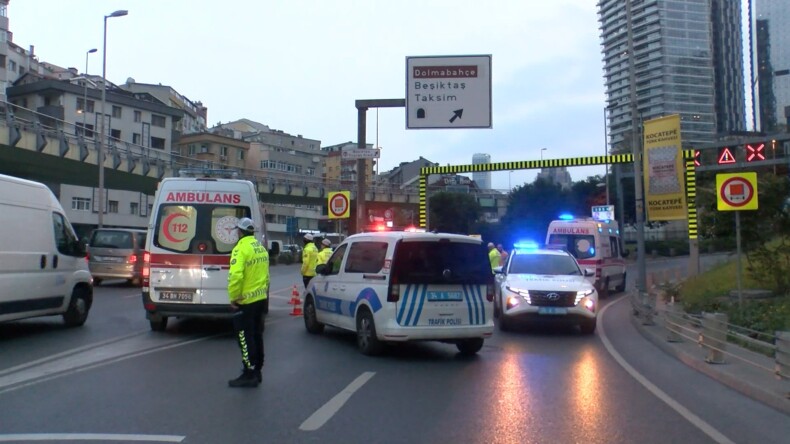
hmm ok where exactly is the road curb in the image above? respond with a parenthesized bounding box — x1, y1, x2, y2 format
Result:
(630, 313, 790, 416)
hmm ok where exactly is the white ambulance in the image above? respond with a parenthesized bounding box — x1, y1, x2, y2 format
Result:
(142, 176, 266, 331)
(545, 216, 627, 297)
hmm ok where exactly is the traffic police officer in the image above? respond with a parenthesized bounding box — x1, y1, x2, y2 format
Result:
(301, 233, 318, 288)
(317, 238, 333, 266)
(487, 242, 500, 272)
(227, 217, 269, 388)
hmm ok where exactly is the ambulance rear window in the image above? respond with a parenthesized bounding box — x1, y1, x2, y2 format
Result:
(153, 204, 250, 254)
(546, 234, 596, 260)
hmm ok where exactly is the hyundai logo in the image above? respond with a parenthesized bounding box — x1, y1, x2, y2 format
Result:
(546, 292, 560, 301)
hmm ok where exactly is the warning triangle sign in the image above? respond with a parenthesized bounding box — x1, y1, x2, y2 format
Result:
(717, 147, 736, 164)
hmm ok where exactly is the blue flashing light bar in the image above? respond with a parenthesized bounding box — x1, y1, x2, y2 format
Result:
(558, 214, 574, 220)
(513, 241, 539, 251)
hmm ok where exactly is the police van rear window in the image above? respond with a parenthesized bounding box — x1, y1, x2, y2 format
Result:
(153, 204, 250, 254)
(392, 240, 491, 284)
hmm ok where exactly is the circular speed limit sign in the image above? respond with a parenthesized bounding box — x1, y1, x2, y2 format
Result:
(328, 191, 350, 219)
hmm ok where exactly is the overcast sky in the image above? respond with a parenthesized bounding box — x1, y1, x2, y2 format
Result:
(11, 0, 608, 190)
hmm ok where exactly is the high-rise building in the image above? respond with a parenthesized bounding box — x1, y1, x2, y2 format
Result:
(599, 0, 744, 150)
(472, 153, 491, 190)
(754, 0, 790, 131)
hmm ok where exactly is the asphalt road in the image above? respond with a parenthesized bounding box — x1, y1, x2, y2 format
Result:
(1, 258, 788, 444)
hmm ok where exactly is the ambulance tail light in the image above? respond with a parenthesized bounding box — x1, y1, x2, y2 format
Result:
(387, 274, 400, 302)
(142, 251, 151, 287)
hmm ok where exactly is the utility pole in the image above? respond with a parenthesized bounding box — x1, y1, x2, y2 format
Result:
(626, 0, 647, 295)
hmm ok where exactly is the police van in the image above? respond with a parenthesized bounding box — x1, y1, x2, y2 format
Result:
(545, 216, 627, 296)
(303, 231, 495, 355)
(142, 174, 266, 331)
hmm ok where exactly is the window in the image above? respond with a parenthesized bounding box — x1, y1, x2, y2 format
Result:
(133, 133, 141, 144)
(8, 59, 16, 72)
(325, 244, 348, 275)
(112, 105, 122, 118)
(134, 110, 141, 122)
(151, 114, 166, 128)
(609, 236, 620, 258)
(108, 200, 119, 214)
(71, 197, 91, 211)
(238, 149, 244, 160)
(151, 137, 165, 149)
(76, 123, 95, 138)
(130, 202, 139, 215)
(345, 241, 388, 273)
(188, 144, 197, 155)
(153, 204, 250, 254)
(220, 146, 228, 156)
(77, 98, 95, 113)
(52, 212, 80, 256)
(110, 129, 121, 140)
(200, 144, 209, 153)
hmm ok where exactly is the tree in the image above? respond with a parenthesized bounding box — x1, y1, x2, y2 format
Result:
(428, 192, 480, 234)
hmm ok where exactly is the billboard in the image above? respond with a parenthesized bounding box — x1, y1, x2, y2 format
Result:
(642, 114, 687, 221)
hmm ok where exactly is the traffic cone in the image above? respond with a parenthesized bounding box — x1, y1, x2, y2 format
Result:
(290, 285, 303, 316)
(289, 285, 300, 305)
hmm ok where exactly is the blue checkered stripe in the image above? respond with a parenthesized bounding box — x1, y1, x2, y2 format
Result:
(396, 284, 486, 326)
(314, 287, 383, 316)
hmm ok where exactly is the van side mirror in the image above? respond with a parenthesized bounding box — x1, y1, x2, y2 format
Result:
(583, 268, 595, 277)
(316, 264, 327, 275)
(622, 249, 630, 258)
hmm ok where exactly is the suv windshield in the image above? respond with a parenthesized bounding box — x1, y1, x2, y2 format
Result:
(508, 253, 581, 275)
(392, 240, 492, 284)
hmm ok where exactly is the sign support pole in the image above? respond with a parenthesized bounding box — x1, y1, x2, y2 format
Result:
(735, 210, 743, 307)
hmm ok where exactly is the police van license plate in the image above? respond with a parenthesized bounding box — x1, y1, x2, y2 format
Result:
(160, 291, 195, 302)
(538, 307, 567, 315)
(427, 291, 463, 301)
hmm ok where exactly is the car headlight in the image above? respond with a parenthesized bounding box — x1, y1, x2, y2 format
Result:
(505, 286, 531, 306)
(575, 289, 595, 305)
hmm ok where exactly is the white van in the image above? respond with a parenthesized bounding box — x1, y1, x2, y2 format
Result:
(303, 231, 495, 355)
(142, 177, 265, 331)
(0, 174, 93, 326)
(545, 217, 627, 296)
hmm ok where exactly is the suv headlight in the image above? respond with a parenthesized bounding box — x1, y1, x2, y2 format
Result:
(575, 289, 595, 305)
(505, 286, 531, 305)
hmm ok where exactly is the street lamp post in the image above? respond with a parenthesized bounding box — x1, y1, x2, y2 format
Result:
(540, 147, 547, 161)
(508, 170, 514, 190)
(97, 9, 128, 228)
(81, 48, 97, 135)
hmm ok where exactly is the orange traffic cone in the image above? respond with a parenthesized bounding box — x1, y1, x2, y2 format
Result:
(289, 285, 300, 305)
(290, 285, 303, 316)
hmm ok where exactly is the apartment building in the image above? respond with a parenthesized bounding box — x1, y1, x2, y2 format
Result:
(321, 141, 375, 186)
(122, 79, 208, 137)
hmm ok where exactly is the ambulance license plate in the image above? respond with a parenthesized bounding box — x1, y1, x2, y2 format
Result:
(538, 307, 567, 315)
(160, 291, 194, 302)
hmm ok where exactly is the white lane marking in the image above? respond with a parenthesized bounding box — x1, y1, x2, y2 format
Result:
(0, 331, 148, 377)
(599, 296, 736, 444)
(0, 433, 184, 442)
(299, 371, 376, 431)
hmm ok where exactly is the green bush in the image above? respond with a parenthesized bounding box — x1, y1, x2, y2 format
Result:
(645, 239, 689, 256)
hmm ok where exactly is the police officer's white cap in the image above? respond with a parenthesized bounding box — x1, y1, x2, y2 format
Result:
(487, 242, 495, 248)
(236, 217, 256, 231)
(321, 239, 331, 246)
(304, 233, 314, 241)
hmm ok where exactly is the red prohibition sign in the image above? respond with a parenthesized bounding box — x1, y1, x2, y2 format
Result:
(720, 177, 754, 207)
(329, 193, 349, 217)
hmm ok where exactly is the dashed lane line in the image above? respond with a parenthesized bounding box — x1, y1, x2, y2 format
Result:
(299, 371, 376, 431)
(0, 433, 184, 442)
(598, 296, 736, 444)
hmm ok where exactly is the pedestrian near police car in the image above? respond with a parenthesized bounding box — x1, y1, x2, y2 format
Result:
(227, 217, 269, 388)
(488, 242, 500, 272)
(301, 233, 318, 288)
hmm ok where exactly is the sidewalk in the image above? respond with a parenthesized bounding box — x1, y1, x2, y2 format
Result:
(631, 295, 790, 416)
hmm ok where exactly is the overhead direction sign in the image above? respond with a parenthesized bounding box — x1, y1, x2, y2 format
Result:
(406, 55, 492, 129)
(716, 172, 758, 211)
(328, 191, 351, 219)
(341, 149, 380, 160)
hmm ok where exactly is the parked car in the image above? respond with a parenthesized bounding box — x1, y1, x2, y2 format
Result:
(87, 228, 147, 286)
(493, 244, 598, 334)
(283, 244, 302, 262)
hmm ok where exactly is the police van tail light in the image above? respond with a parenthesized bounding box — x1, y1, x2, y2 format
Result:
(486, 284, 494, 302)
(387, 275, 400, 302)
(142, 251, 151, 287)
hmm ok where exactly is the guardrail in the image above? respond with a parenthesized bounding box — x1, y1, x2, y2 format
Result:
(631, 268, 790, 387)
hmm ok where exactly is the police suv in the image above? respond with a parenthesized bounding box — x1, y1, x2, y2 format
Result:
(494, 244, 599, 334)
(303, 231, 495, 355)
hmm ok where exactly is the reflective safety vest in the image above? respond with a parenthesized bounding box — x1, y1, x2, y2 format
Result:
(228, 235, 270, 304)
(301, 243, 319, 277)
(317, 247, 333, 265)
(488, 248, 500, 272)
